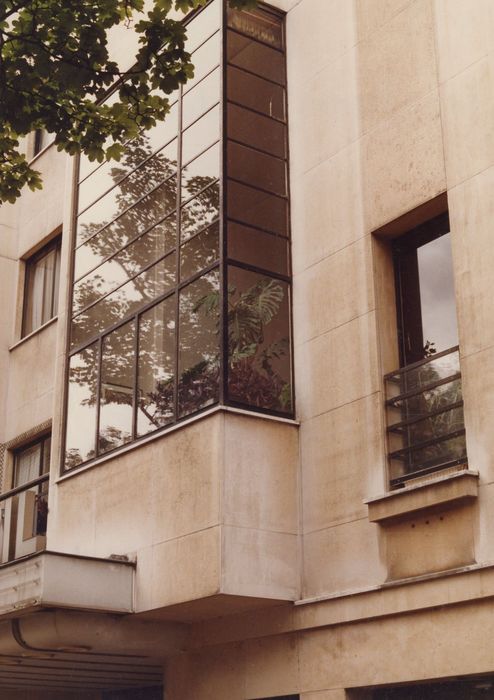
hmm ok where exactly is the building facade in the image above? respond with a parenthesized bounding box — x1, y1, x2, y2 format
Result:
(0, 0, 493, 697)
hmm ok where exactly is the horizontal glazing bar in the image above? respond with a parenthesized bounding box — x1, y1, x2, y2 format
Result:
(389, 428, 466, 460)
(385, 345, 460, 380)
(390, 458, 468, 486)
(386, 372, 461, 406)
(387, 400, 464, 433)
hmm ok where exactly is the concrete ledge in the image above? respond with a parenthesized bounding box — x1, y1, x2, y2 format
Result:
(365, 470, 479, 523)
(0, 551, 134, 616)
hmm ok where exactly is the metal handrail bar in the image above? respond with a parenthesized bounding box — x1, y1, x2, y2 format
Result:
(385, 372, 461, 406)
(389, 428, 466, 460)
(384, 344, 459, 380)
(0, 474, 49, 504)
(387, 400, 464, 433)
(390, 457, 468, 486)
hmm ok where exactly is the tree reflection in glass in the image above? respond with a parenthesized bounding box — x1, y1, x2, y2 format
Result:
(137, 297, 176, 436)
(65, 343, 99, 469)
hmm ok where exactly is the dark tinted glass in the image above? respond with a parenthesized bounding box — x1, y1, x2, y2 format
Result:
(228, 141, 287, 196)
(71, 253, 176, 348)
(227, 266, 292, 413)
(99, 321, 135, 454)
(137, 297, 176, 436)
(227, 103, 286, 159)
(228, 222, 289, 276)
(178, 269, 220, 417)
(65, 343, 99, 469)
(227, 66, 285, 121)
(180, 222, 220, 280)
(227, 31, 285, 84)
(227, 180, 288, 236)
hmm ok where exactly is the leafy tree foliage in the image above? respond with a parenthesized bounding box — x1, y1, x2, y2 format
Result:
(0, 0, 255, 203)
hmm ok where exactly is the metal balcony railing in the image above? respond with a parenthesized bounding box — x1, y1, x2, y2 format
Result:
(0, 475, 48, 563)
(385, 346, 467, 487)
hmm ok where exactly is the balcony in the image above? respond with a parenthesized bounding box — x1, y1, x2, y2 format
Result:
(0, 474, 48, 563)
(385, 346, 467, 487)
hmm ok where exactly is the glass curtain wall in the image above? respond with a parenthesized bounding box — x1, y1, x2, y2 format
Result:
(64, 1, 292, 472)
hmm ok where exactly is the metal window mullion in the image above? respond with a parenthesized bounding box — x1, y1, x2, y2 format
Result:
(173, 82, 184, 423)
(220, 0, 228, 407)
(132, 314, 140, 441)
(94, 336, 103, 459)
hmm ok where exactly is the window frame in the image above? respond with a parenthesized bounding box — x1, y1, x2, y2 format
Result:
(22, 235, 62, 339)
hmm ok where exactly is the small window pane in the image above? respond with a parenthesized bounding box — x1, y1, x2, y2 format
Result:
(65, 344, 99, 469)
(181, 142, 220, 204)
(227, 180, 288, 236)
(73, 219, 174, 314)
(71, 253, 176, 348)
(180, 222, 220, 281)
(227, 66, 285, 121)
(227, 103, 286, 159)
(182, 68, 220, 130)
(137, 297, 176, 436)
(228, 141, 287, 197)
(42, 438, 51, 475)
(77, 142, 177, 240)
(23, 239, 61, 337)
(185, 0, 220, 54)
(181, 106, 220, 166)
(178, 269, 220, 417)
(76, 174, 177, 249)
(227, 266, 292, 414)
(74, 209, 176, 282)
(181, 182, 220, 243)
(99, 321, 135, 454)
(228, 221, 289, 276)
(78, 108, 178, 211)
(227, 30, 285, 84)
(185, 32, 221, 92)
(15, 443, 41, 487)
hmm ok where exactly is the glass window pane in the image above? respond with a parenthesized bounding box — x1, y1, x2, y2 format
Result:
(227, 103, 286, 159)
(227, 66, 285, 121)
(53, 247, 61, 317)
(23, 241, 61, 337)
(74, 210, 176, 283)
(185, 0, 220, 54)
(228, 141, 287, 197)
(228, 221, 289, 276)
(71, 253, 176, 349)
(41, 248, 56, 323)
(180, 222, 220, 281)
(178, 269, 220, 417)
(65, 343, 98, 469)
(181, 142, 220, 204)
(182, 68, 220, 130)
(227, 266, 292, 414)
(73, 219, 175, 314)
(42, 437, 51, 475)
(15, 444, 41, 487)
(227, 180, 288, 236)
(181, 106, 220, 166)
(185, 32, 221, 92)
(180, 182, 220, 243)
(227, 30, 285, 84)
(227, 7, 283, 50)
(77, 141, 177, 241)
(137, 296, 176, 436)
(78, 106, 179, 211)
(24, 260, 46, 335)
(76, 174, 177, 249)
(99, 321, 135, 454)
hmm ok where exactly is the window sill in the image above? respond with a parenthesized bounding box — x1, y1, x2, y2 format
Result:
(365, 469, 479, 524)
(9, 316, 58, 352)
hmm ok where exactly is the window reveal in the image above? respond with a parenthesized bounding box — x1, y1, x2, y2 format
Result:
(64, 0, 292, 472)
(385, 213, 467, 486)
(22, 236, 61, 337)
